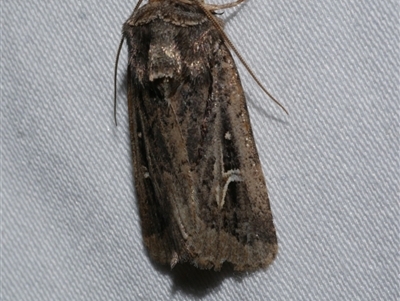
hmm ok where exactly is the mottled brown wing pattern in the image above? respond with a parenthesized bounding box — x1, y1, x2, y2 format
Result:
(124, 0, 277, 271)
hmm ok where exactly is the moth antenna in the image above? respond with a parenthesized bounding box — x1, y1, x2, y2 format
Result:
(114, 0, 145, 126)
(196, 0, 289, 115)
(114, 37, 125, 126)
(130, 0, 145, 19)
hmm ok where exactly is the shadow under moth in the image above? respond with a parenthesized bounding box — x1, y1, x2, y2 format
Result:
(115, 0, 286, 271)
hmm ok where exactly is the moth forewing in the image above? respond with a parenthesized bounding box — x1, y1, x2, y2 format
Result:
(121, 0, 278, 271)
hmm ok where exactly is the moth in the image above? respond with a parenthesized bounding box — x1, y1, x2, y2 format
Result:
(115, 0, 285, 271)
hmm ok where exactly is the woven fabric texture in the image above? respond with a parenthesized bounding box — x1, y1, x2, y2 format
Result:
(2, 1, 398, 300)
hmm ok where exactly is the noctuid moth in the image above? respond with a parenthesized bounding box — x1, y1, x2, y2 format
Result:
(114, 0, 286, 271)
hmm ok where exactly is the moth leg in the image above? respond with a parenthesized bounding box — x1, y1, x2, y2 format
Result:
(170, 251, 179, 269)
(205, 0, 246, 11)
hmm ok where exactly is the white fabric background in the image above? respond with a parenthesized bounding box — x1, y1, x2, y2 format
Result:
(2, 0, 398, 300)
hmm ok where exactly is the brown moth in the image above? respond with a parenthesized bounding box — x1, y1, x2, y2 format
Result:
(115, 0, 283, 271)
